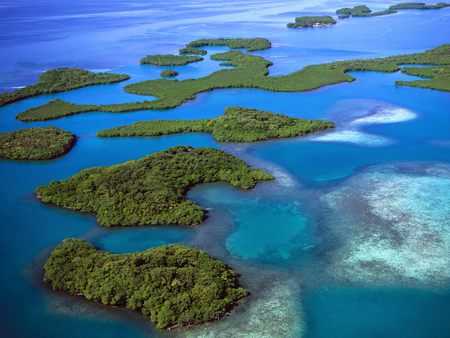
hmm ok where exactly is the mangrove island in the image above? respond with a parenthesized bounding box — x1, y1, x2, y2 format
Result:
(287, 16, 336, 28)
(160, 69, 179, 78)
(36, 146, 273, 226)
(179, 38, 271, 55)
(0, 127, 75, 160)
(44, 239, 247, 330)
(0, 68, 129, 107)
(98, 106, 335, 142)
(140, 55, 203, 66)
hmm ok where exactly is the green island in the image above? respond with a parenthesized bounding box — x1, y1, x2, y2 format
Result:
(44, 238, 247, 330)
(0, 127, 75, 160)
(17, 99, 98, 121)
(160, 69, 179, 78)
(140, 55, 203, 66)
(287, 16, 336, 28)
(178, 38, 271, 55)
(12, 44, 450, 118)
(0, 68, 129, 107)
(98, 106, 334, 142)
(336, 2, 449, 19)
(36, 146, 272, 226)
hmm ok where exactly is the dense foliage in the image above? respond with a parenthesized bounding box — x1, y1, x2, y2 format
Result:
(0, 68, 129, 107)
(15, 44, 450, 117)
(336, 2, 449, 19)
(160, 69, 179, 78)
(37, 146, 272, 226)
(17, 99, 98, 121)
(287, 16, 336, 28)
(389, 2, 449, 10)
(0, 127, 75, 160)
(179, 38, 271, 55)
(44, 239, 247, 330)
(140, 55, 203, 66)
(98, 106, 334, 142)
(397, 65, 450, 91)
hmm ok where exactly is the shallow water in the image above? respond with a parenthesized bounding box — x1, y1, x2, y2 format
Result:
(1, 1, 450, 337)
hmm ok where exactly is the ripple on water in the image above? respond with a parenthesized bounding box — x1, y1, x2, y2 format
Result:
(322, 162, 450, 286)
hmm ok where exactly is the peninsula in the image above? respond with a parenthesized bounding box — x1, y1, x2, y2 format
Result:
(0, 68, 129, 107)
(98, 106, 335, 142)
(44, 239, 247, 330)
(0, 127, 75, 160)
(36, 146, 273, 226)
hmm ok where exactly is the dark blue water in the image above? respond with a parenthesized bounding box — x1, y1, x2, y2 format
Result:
(0, 1, 449, 337)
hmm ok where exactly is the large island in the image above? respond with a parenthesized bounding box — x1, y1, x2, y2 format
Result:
(44, 239, 247, 330)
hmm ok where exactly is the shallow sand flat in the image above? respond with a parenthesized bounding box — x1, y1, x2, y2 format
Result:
(322, 162, 450, 286)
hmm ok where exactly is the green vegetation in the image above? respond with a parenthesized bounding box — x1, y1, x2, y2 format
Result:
(44, 238, 247, 330)
(98, 106, 334, 142)
(37, 146, 272, 226)
(140, 55, 203, 66)
(389, 2, 449, 10)
(336, 2, 449, 19)
(398, 65, 450, 91)
(0, 68, 129, 107)
(160, 69, 179, 78)
(17, 99, 98, 121)
(0, 127, 75, 160)
(179, 38, 271, 55)
(287, 16, 336, 28)
(15, 44, 450, 118)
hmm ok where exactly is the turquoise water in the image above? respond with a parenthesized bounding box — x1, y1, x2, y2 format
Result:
(1, 1, 450, 337)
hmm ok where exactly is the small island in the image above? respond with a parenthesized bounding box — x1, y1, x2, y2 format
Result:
(17, 99, 98, 121)
(160, 69, 179, 78)
(389, 2, 449, 10)
(287, 16, 336, 28)
(0, 68, 129, 107)
(98, 106, 334, 142)
(179, 38, 271, 55)
(36, 146, 273, 226)
(0, 127, 75, 160)
(44, 238, 247, 330)
(140, 54, 203, 66)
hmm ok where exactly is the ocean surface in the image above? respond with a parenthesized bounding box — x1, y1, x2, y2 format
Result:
(0, 1, 449, 337)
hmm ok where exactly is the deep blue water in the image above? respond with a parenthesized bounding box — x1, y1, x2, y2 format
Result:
(0, 1, 449, 337)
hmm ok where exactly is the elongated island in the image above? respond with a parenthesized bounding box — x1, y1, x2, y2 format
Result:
(98, 106, 334, 142)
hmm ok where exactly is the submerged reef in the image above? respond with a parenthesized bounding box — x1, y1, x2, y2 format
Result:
(36, 146, 273, 227)
(97, 106, 334, 142)
(0, 68, 129, 107)
(140, 55, 203, 66)
(179, 38, 271, 55)
(0, 127, 75, 160)
(44, 239, 247, 330)
(322, 163, 450, 286)
(287, 16, 336, 28)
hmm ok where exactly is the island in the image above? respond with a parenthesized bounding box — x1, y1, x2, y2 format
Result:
(336, 2, 449, 19)
(287, 16, 336, 28)
(179, 38, 271, 55)
(97, 106, 335, 142)
(36, 146, 273, 227)
(0, 68, 129, 107)
(0, 127, 75, 160)
(17, 99, 98, 121)
(140, 55, 203, 66)
(44, 238, 247, 330)
(11, 43, 450, 118)
(160, 69, 179, 78)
